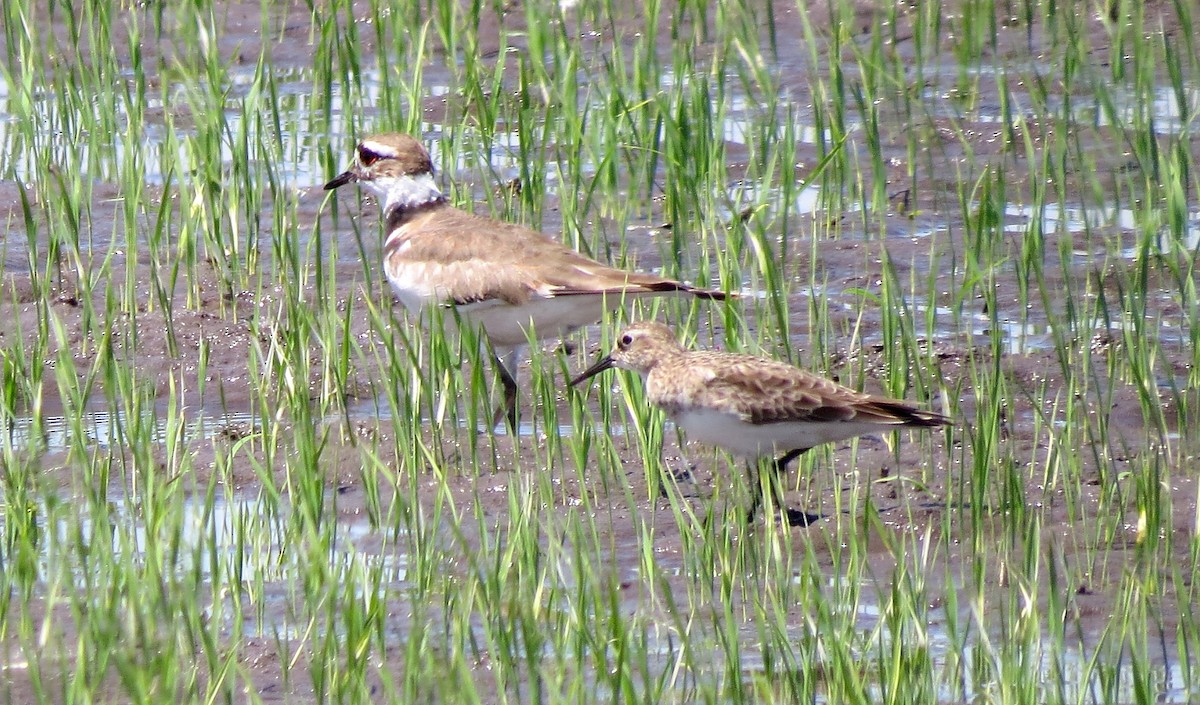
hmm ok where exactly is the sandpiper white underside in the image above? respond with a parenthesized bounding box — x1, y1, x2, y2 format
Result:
(673, 408, 900, 459)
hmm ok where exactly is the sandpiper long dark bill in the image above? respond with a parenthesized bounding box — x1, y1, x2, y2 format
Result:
(324, 134, 727, 429)
(571, 321, 951, 525)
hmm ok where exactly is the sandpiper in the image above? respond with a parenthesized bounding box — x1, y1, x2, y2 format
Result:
(324, 134, 727, 429)
(571, 321, 950, 525)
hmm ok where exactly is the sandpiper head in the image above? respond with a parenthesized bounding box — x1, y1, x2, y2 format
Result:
(326, 131, 439, 196)
(570, 321, 683, 387)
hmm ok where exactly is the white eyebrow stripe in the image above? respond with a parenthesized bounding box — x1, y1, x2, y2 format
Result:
(360, 140, 398, 157)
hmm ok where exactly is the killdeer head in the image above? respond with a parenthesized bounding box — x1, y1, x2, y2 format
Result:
(324, 133, 445, 213)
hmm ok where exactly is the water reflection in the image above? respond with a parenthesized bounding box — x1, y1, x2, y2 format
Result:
(23, 490, 410, 639)
(1, 409, 259, 452)
(1005, 202, 1200, 254)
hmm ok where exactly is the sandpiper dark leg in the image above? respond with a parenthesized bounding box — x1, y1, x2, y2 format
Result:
(773, 448, 808, 474)
(745, 463, 765, 524)
(664, 444, 699, 494)
(775, 448, 822, 525)
(784, 507, 822, 526)
(744, 448, 821, 526)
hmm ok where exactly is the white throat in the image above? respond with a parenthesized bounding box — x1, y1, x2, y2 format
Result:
(616, 360, 651, 379)
(364, 172, 443, 213)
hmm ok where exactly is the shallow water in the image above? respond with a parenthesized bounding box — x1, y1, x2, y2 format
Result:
(7, 485, 1193, 702)
(2, 409, 260, 452)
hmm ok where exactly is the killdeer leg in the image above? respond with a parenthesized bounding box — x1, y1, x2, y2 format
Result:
(492, 356, 520, 431)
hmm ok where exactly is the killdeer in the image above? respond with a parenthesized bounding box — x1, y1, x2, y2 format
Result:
(324, 134, 727, 428)
(571, 321, 950, 525)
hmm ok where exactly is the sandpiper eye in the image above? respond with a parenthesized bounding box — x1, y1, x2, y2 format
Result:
(359, 150, 381, 167)
(618, 334, 633, 349)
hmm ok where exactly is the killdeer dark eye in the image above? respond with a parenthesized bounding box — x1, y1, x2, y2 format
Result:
(359, 150, 381, 167)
